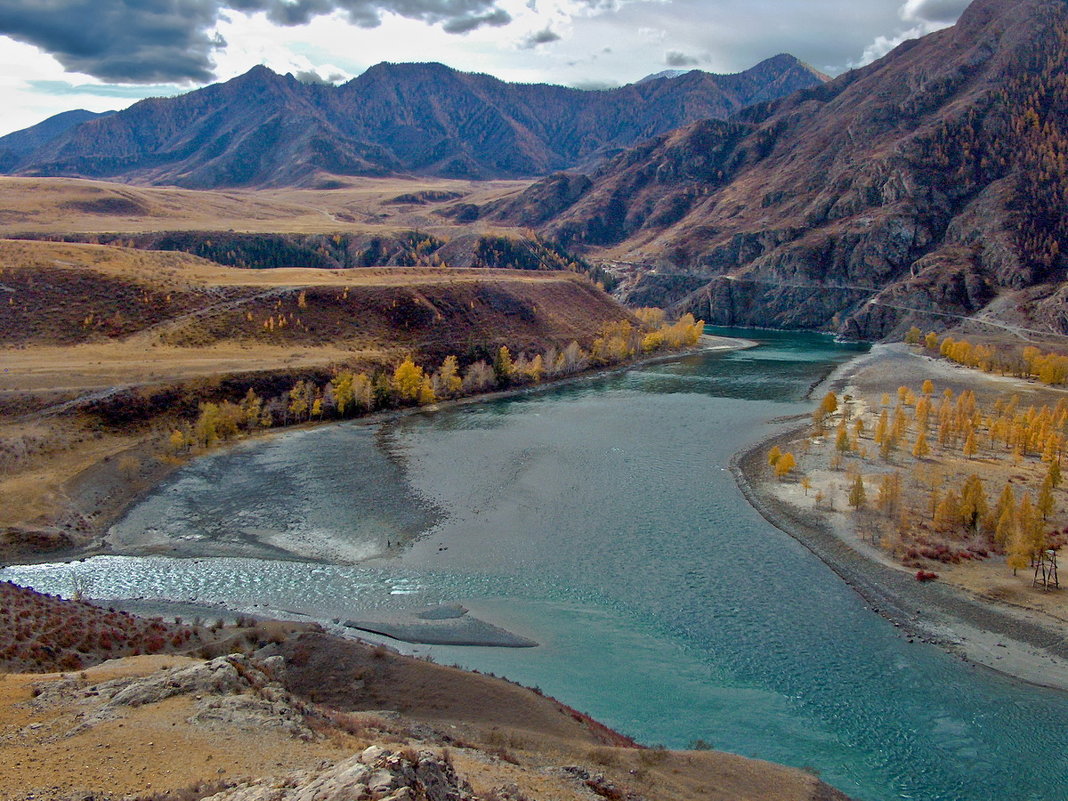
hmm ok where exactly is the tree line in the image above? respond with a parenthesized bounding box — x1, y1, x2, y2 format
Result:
(169, 313, 705, 453)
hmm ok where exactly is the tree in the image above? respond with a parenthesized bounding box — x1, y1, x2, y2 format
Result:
(417, 376, 437, 405)
(168, 429, 187, 454)
(934, 489, 962, 533)
(922, 379, 935, 396)
(1049, 459, 1062, 488)
(494, 346, 514, 383)
(435, 355, 463, 398)
(1038, 475, 1056, 520)
(912, 431, 930, 459)
(874, 409, 889, 445)
(848, 473, 866, 509)
(960, 475, 988, 531)
(332, 371, 356, 416)
(877, 472, 902, 516)
(393, 357, 426, 402)
(905, 326, 922, 345)
(240, 388, 262, 427)
(1017, 494, 1040, 563)
(195, 402, 221, 447)
(835, 423, 852, 454)
(768, 446, 782, 468)
(774, 452, 796, 480)
(820, 392, 839, 416)
(994, 485, 1017, 551)
(924, 332, 939, 350)
(801, 476, 812, 496)
(963, 430, 978, 457)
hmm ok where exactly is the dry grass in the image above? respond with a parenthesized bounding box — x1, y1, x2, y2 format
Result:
(0, 175, 528, 237)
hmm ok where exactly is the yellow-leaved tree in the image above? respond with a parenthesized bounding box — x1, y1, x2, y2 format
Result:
(393, 357, 426, 402)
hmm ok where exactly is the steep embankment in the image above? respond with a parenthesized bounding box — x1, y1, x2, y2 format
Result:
(493, 0, 1068, 340)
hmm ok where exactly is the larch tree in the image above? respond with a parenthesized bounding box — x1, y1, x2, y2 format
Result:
(913, 431, 930, 459)
(848, 473, 866, 509)
(934, 489, 962, 533)
(1037, 475, 1056, 521)
(774, 452, 797, 480)
(435, 355, 463, 398)
(994, 485, 1017, 551)
(877, 472, 902, 517)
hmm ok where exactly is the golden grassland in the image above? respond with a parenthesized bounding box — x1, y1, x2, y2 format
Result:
(0, 175, 530, 237)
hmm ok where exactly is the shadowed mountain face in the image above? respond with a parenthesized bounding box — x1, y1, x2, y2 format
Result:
(3, 56, 826, 188)
(494, 0, 1068, 340)
(0, 110, 113, 172)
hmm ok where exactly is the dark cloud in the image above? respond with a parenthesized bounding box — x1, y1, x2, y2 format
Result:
(441, 8, 511, 34)
(664, 51, 699, 67)
(520, 26, 561, 49)
(0, 0, 511, 83)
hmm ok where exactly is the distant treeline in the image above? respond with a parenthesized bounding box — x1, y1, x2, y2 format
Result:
(13, 231, 618, 289)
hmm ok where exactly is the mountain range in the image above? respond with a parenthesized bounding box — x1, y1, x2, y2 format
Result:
(486, 0, 1068, 340)
(0, 55, 826, 188)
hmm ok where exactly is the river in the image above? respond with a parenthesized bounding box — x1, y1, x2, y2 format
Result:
(5, 328, 1068, 801)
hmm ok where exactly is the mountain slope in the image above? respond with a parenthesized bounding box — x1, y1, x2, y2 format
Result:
(495, 0, 1068, 340)
(6, 57, 826, 187)
(0, 109, 113, 172)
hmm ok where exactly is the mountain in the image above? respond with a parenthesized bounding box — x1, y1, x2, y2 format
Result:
(0, 109, 113, 172)
(3, 57, 827, 188)
(491, 0, 1068, 340)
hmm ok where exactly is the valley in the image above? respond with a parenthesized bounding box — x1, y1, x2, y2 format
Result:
(3, 0, 1068, 799)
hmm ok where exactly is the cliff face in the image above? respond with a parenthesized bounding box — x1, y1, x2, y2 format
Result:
(5, 57, 826, 188)
(495, 0, 1068, 339)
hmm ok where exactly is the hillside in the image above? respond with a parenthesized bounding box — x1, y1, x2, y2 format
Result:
(0, 110, 112, 173)
(491, 0, 1068, 341)
(0, 238, 638, 552)
(0, 585, 849, 801)
(3, 57, 826, 187)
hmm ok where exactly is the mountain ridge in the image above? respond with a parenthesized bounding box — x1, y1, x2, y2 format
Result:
(490, 0, 1068, 340)
(3, 56, 827, 188)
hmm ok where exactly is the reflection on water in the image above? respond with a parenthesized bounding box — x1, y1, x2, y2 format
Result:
(5, 329, 1068, 801)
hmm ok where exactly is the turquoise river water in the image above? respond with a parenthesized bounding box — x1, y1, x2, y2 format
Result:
(5, 329, 1068, 801)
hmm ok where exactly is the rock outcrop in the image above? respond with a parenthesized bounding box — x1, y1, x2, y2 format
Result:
(202, 745, 475, 801)
(495, 0, 1068, 339)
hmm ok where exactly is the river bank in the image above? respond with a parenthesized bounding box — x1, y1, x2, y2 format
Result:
(733, 344, 1068, 693)
(3, 334, 754, 568)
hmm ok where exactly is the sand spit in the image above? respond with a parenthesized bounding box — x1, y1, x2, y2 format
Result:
(735, 344, 1068, 693)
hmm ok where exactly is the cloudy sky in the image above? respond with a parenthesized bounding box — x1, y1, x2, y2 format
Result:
(0, 0, 972, 136)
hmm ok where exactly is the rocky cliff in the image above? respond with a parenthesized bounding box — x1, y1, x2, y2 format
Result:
(492, 0, 1068, 340)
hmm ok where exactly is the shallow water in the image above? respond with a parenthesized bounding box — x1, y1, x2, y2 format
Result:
(6, 329, 1068, 801)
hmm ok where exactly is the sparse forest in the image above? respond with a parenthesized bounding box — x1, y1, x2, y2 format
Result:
(781, 375, 1068, 588)
(169, 312, 704, 455)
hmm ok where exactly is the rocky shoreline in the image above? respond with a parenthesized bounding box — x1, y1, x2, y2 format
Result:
(732, 348, 1068, 693)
